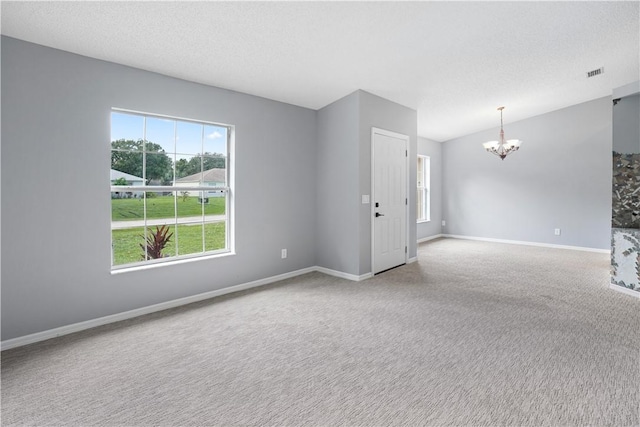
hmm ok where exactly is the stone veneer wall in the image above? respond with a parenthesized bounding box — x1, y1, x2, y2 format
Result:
(612, 152, 640, 229)
(610, 89, 639, 296)
(611, 153, 640, 294)
(611, 228, 640, 292)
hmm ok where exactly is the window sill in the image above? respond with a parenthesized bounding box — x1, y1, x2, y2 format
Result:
(111, 251, 235, 275)
(417, 219, 431, 224)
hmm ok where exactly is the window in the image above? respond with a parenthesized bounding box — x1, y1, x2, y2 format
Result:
(110, 110, 233, 269)
(417, 155, 430, 222)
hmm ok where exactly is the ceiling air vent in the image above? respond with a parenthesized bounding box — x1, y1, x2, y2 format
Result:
(586, 67, 604, 78)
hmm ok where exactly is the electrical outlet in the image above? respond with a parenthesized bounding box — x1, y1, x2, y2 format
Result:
(554, 228, 561, 236)
(442, 220, 446, 226)
(281, 249, 287, 259)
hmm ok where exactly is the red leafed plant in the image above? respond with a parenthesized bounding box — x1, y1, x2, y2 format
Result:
(140, 225, 173, 260)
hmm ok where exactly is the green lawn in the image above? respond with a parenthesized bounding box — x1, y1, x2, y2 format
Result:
(111, 195, 225, 221)
(112, 222, 226, 266)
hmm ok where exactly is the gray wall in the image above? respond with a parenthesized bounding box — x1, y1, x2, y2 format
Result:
(613, 93, 640, 154)
(417, 137, 443, 240)
(316, 90, 418, 276)
(358, 91, 418, 272)
(442, 97, 612, 250)
(316, 92, 361, 275)
(1, 37, 317, 340)
(1, 38, 419, 341)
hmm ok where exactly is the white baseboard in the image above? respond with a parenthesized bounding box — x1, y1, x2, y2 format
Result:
(1, 267, 317, 351)
(609, 283, 640, 298)
(2, 265, 380, 351)
(442, 234, 610, 254)
(315, 266, 373, 282)
(417, 234, 444, 244)
(407, 256, 418, 264)
(10, 232, 615, 351)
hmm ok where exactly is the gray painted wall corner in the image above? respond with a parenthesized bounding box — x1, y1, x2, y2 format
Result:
(315, 89, 418, 277)
(315, 91, 361, 275)
(358, 90, 418, 275)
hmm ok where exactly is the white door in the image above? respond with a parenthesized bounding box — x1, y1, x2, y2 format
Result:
(372, 128, 408, 274)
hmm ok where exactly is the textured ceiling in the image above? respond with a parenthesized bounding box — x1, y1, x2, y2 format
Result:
(2, 1, 639, 141)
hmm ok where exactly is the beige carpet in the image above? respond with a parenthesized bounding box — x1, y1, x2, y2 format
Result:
(2, 238, 639, 426)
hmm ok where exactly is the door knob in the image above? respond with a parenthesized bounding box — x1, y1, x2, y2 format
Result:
(375, 212, 384, 217)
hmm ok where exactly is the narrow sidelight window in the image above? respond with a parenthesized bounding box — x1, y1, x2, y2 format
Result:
(417, 155, 430, 222)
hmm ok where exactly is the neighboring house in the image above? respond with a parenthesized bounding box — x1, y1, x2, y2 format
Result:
(110, 169, 144, 198)
(175, 168, 226, 198)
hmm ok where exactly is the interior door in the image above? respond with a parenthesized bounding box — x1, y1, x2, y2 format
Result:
(372, 128, 408, 274)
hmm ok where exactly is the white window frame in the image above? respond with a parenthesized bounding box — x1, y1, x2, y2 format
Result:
(417, 155, 430, 223)
(110, 109, 234, 270)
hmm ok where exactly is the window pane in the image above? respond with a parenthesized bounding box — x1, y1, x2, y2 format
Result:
(176, 190, 205, 219)
(145, 152, 173, 185)
(205, 190, 227, 217)
(111, 150, 143, 181)
(112, 225, 179, 266)
(176, 121, 204, 155)
(111, 112, 143, 148)
(203, 125, 227, 155)
(111, 192, 144, 221)
(204, 221, 227, 252)
(424, 157, 430, 189)
(182, 154, 206, 179)
(139, 224, 177, 260)
(202, 157, 226, 187)
(176, 155, 227, 184)
(176, 223, 205, 256)
(176, 190, 226, 218)
(112, 226, 146, 266)
(175, 154, 198, 181)
(144, 192, 175, 221)
(145, 117, 175, 154)
(425, 189, 430, 222)
(417, 189, 424, 221)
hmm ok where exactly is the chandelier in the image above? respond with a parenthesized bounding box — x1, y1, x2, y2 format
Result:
(483, 107, 522, 160)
